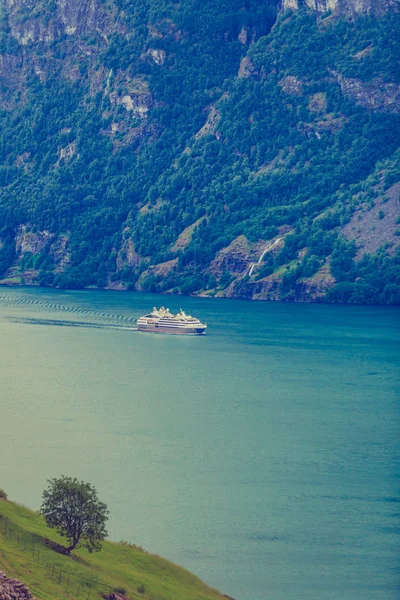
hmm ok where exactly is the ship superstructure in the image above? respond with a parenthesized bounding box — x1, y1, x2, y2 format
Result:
(137, 307, 207, 335)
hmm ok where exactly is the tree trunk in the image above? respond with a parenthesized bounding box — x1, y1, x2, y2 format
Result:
(65, 542, 78, 554)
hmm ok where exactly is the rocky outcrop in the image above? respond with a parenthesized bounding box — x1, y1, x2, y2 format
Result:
(4, 0, 121, 45)
(56, 0, 113, 37)
(279, 75, 303, 96)
(333, 73, 400, 114)
(195, 106, 221, 138)
(342, 181, 400, 257)
(106, 74, 153, 124)
(116, 231, 141, 270)
(298, 264, 336, 300)
(13, 226, 71, 273)
(220, 262, 335, 301)
(5, 14, 60, 46)
(0, 570, 36, 600)
(281, 0, 398, 16)
(147, 48, 166, 65)
(136, 259, 178, 290)
(51, 234, 71, 269)
(238, 56, 257, 79)
(151, 259, 178, 277)
(57, 142, 78, 164)
(210, 235, 253, 279)
(15, 225, 53, 256)
(171, 217, 205, 252)
(221, 276, 281, 300)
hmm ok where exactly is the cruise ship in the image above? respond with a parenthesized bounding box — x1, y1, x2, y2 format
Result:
(137, 307, 207, 335)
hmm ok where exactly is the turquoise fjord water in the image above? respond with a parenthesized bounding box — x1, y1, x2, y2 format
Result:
(0, 287, 399, 600)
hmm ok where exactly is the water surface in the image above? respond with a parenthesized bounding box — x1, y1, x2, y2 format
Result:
(0, 287, 399, 599)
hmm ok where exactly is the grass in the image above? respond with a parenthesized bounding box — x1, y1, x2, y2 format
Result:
(267, 260, 299, 278)
(0, 499, 226, 600)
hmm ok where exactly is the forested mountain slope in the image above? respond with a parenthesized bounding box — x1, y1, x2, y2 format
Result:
(0, 0, 399, 303)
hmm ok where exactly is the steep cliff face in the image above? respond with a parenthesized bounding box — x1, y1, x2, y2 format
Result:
(4, 0, 120, 44)
(333, 73, 400, 113)
(281, 0, 398, 16)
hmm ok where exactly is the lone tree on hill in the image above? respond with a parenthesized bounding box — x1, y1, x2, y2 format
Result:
(40, 476, 109, 554)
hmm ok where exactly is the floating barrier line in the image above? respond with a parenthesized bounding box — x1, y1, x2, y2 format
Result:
(0, 294, 137, 325)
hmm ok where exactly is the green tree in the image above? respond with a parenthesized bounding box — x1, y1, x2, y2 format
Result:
(40, 476, 109, 554)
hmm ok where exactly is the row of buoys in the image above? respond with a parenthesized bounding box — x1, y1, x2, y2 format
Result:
(7, 316, 137, 331)
(0, 294, 137, 325)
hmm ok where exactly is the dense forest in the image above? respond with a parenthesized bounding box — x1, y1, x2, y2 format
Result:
(0, 0, 399, 303)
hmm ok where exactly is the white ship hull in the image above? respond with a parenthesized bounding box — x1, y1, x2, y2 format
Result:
(137, 323, 206, 335)
(137, 307, 207, 335)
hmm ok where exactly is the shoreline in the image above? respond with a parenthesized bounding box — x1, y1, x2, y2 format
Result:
(1, 280, 399, 308)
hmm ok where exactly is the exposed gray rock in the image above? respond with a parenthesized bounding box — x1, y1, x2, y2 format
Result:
(0, 570, 36, 600)
(51, 234, 71, 269)
(279, 75, 303, 96)
(281, 0, 398, 16)
(333, 73, 400, 114)
(15, 225, 53, 257)
(209, 235, 253, 279)
(342, 182, 400, 257)
(238, 56, 257, 79)
(116, 231, 141, 270)
(4, 0, 122, 44)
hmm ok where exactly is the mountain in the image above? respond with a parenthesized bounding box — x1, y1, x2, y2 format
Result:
(0, 0, 399, 304)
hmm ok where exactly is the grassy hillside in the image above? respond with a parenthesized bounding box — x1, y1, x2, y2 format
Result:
(0, 498, 226, 600)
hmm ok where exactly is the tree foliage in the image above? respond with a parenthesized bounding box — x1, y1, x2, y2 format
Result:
(40, 476, 109, 554)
